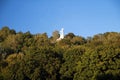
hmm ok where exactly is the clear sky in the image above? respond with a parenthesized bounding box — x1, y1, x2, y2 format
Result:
(0, 0, 120, 37)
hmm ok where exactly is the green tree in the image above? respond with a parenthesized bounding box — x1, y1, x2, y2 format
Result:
(60, 46, 85, 80)
(65, 33, 75, 39)
(52, 30, 60, 42)
(71, 36, 86, 45)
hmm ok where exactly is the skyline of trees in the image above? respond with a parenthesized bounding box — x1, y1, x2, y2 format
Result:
(0, 26, 120, 80)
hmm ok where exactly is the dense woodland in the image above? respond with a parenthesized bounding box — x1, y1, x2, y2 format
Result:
(0, 26, 120, 80)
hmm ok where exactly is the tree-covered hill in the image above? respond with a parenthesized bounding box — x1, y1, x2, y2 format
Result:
(0, 26, 120, 80)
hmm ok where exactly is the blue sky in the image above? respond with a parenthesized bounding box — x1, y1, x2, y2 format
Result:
(0, 0, 120, 37)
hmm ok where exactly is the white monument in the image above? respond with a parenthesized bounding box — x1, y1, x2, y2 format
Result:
(56, 28, 64, 41)
(60, 28, 64, 39)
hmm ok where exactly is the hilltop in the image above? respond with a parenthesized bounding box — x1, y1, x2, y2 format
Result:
(0, 26, 120, 80)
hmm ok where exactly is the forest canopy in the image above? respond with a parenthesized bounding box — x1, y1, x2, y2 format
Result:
(0, 26, 120, 80)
